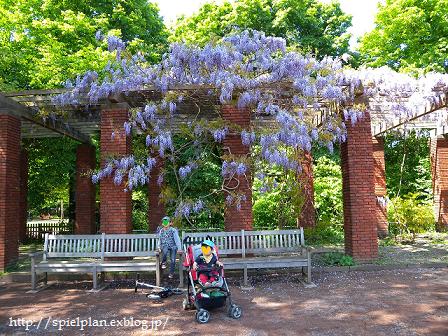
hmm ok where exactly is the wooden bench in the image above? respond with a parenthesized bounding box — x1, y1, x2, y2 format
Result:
(179, 229, 312, 287)
(30, 233, 160, 291)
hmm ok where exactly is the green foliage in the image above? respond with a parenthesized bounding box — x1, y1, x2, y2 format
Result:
(24, 137, 78, 217)
(384, 131, 432, 199)
(313, 155, 343, 225)
(359, 0, 448, 73)
(132, 189, 148, 232)
(319, 252, 355, 266)
(252, 147, 313, 230)
(304, 222, 344, 246)
(161, 136, 225, 231)
(387, 193, 435, 240)
(171, 0, 352, 57)
(252, 181, 297, 230)
(253, 145, 343, 235)
(0, 0, 168, 90)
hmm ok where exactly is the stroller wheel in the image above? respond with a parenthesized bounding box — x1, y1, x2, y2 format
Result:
(182, 298, 192, 310)
(195, 308, 210, 324)
(228, 304, 242, 319)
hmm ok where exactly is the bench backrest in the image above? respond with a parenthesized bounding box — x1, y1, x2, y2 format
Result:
(244, 229, 304, 254)
(44, 233, 159, 261)
(181, 228, 305, 257)
(103, 234, 158, 258)
(181, 231, 244, 255)
(44, 229, 305, 260)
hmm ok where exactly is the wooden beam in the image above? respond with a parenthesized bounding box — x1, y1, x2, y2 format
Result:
(0, 93, 91, 144)
(372, 93, 447, 136)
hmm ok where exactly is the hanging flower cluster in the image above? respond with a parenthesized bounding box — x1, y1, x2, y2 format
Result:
(53, 30, 448, 221)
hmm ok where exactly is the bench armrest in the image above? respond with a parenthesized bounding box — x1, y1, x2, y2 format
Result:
(300, 246, 314, 257)
(29, 251, 44, 259)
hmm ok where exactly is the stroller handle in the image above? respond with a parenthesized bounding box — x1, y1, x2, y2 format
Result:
(182, 235, 213, 246)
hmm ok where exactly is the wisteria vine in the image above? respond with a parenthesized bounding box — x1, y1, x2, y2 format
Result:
(53, 30, 448, 223)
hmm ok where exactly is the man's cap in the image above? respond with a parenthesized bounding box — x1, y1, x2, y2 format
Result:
(162, 216, 170, 226)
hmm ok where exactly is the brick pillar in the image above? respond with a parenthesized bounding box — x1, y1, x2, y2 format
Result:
(372, 137, 388, 237)
(19, 149, 28, 242)
(430, 136, 448, 231)
(0, 115, 21, 271)
(100, 103, 132, 233)
(341, 112, 378, 260)
(222, 105, 253, 231)
(148, 156, 165, 233)
(298, 151, 316, 228)
(75, 144, 96, 234)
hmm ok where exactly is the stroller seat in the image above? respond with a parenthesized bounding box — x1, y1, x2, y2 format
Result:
(181, 236, 242, 323)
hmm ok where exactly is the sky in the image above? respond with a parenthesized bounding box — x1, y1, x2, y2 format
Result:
(152, 0, 384, 49)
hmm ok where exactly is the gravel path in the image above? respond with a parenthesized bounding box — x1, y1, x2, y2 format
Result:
(1, 268, 446, 335)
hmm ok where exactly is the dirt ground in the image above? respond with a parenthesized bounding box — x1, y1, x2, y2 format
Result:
(0, 267, 447, 336)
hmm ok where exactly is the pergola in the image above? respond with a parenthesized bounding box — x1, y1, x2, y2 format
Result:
(1, 84, 447, 271)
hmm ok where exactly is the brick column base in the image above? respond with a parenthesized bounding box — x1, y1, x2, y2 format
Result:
(372, 137, 388, 237)
(431, 136, 448, 231)
(100, 103, 132, 234)
(341, 112, 378, 261)
(0, 115, 21, 271)
(298, 151, 316, 228)
(148, 156, 165, 233)
(75, 144, 97, 234)
(222, 105, 253, 231)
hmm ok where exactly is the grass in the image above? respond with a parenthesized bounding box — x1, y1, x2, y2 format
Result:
(0, 242, 41, 277)
(314, 252, 355, 267)
(379, 231, 448, 247)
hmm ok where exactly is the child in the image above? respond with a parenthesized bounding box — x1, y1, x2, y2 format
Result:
(192, 239, 223, 286)
(157, 216, 182, 279)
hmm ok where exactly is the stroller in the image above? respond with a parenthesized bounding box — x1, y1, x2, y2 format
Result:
(182, 236, 242, 323)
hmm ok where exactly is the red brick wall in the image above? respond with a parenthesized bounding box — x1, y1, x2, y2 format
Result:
(0, 115, 21, 271)
(75, 144, 96, 234)
(100, 104, 132, 233)
(19, 149, 28, 242)
(430, 136, 448, 231)
(341, 112, 378, 260)
(372, 137, 388, 237)
(298, 151, 316, 228)
(148, 156, 165, 233)
(222, 105, 253, 231)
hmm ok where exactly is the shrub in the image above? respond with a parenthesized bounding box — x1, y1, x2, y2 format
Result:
(132, 189, 148, 232)
(313, 156, 343, 226)
(319, 252, 355, 266)
(387, 193, 435, 241)
(304, 221, 344, 246)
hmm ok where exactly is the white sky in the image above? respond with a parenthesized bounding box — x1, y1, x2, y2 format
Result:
(152, 0, 384, 49)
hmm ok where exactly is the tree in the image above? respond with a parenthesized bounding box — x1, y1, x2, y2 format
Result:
(0, 0, 168, 90)
(171, 0, 352, 57)
(24, 137, 79, 217)
(358, 0, 448, 73)
(384, 131, 432, 199)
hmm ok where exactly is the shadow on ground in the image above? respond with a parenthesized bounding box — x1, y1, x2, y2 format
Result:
(0, 268, 447, 335)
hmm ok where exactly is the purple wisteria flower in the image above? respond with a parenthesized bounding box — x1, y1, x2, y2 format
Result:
(52, 28, 448, 219)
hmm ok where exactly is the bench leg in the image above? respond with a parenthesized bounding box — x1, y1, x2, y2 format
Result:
(243, 267, 248, 287)
(307, 251, 312, 284)
(155, 254, 161, 287)
(92, 267, 98, 290)
(178, 254, 183, 288)
(31, 269, 37, 291)
(43, 272, 48, 286)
